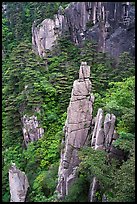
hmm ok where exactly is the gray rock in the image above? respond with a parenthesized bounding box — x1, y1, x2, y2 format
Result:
(56, 62, 93, 199)
(91, 108, 104, 148)
(89, 177, 100, 202)
(32, 14, 64, 57)
(21, 114, 44, 147)
(105, 114, 116, 147)
(91, 109, 116, 149)
(102, 194, 108, 202)
(79, 62, 90, 79)
(72, 79, 91, 96)
(9, 163, 29, 202)
(112, 130, 119, 140)
(32, 3, 135, 60)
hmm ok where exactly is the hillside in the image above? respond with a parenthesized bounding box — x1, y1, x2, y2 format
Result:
(2, 2, 135, 202)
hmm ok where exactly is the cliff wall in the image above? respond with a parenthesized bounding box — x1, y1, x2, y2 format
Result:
(32, 2, 135, 59)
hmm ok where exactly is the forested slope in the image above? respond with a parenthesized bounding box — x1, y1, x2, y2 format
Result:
(2, 2, 135, 202)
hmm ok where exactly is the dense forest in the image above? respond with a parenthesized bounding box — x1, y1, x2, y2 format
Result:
(2, 2, 135, 202)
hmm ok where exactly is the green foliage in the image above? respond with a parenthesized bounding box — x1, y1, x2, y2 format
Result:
(79, 144, 135, 202)
(2, 2, 135, 202)
(86, 21, 94, 28)
(104, 76, 135, 134)
(63, 174, 90, 202)
(113, 132, 134, 152)
(32, 163, 59, 198)
(107, 142, 135, 202)
(112, 52, 135, 81)
(79, 147, 117, 192)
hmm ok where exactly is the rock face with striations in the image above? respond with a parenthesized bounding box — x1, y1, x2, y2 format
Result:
(64, 2, 135, 59)
(21, 114, 44, 147)
(32, 13, 65, 57)
(89, 108, 125, 202)
(32, 2, 135, 60)
(91, 108, 116, 151)
(9, 163, 29, 202)
(56, 62, 94, 199)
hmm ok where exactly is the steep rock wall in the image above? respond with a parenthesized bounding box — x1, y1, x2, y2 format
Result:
(32, 2, 135, 60)
(32, 14, 65, 57)
(56, 62, 94, 199)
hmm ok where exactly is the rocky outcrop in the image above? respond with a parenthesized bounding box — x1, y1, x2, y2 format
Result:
(89, 108, 125, 202)
(91, 108, 116, 151)
(32, 13, 65, 57)
(21, 114, 44, 147)
(56, 63, 126, 201)
(56, 62, 94, 199)
(32, 2, 135, 60)
(9, 163, 29, 202)
(89, 177, 100, 202)
(64, 2, 135, 59)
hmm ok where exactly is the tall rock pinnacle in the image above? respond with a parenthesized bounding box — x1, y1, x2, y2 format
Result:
(9, 163, 29, 202)
(56, 62, 94, 199)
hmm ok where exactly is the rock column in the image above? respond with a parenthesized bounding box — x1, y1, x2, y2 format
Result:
(56, 62, 94, 199)
(9, 163, 29, 202)
(89, 108, 125, 202)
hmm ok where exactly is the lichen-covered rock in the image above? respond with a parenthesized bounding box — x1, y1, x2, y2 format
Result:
(56, 62, 94, 199)
(21, 114, 44, 147)
(9, 163, 29, 202)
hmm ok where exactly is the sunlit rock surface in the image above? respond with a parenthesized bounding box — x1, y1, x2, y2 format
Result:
(56, 62, 94, 199)
(9, 163, 29, 202)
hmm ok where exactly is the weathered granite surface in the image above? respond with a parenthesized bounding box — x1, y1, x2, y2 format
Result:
(91, 108, 116, 151)
(56, 62, 94, 199)
(9, 163, 29, 202)
(32, 2, 135, 60)
(32, 14, 64, 57)
(89, 108, 125, 202)
(21, 114, 44, 147)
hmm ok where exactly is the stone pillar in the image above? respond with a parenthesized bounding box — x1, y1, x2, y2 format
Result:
(9, 163, 29, 202)
(56, 62, 94, 199)
(91, 109, 116, 151)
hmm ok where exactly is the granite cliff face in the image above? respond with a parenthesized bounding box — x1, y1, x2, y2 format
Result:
(32, 14, 65, 57)
(32, 2, 135, 60)
(56, 62, 94, 199)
